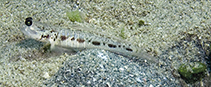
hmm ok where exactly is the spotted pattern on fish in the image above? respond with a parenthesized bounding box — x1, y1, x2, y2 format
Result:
(20, 17, 157, 62)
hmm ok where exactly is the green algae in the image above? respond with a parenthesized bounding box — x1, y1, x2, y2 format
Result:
(66, 10, 85, 22)
(119, 27, 127, 39)
(178, 62, 207, 83)
(138, 20, 145, 27)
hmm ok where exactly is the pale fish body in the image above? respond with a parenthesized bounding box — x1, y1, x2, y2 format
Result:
(21, 17, 157, 63)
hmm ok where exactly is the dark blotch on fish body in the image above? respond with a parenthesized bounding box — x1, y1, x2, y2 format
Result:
(71, 37, 75, 41)
(108, 44, 117, 48)
(92, 41, 101, 46)
(77, 38, 85, 43)
(126, 48, 133, 52)
(61, 36, 67, 41)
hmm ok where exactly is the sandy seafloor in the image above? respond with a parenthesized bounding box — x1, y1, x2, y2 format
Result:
(0, 0, 211, 86)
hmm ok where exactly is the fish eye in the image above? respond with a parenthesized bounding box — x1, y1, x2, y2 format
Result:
(25, 17, 33, 26)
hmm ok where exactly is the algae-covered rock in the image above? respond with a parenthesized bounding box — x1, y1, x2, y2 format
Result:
(178, 62, 207, 83)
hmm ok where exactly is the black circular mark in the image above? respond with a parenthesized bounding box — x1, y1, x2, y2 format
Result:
(123, 45, 125, 48)
(25, 17, 33, 26)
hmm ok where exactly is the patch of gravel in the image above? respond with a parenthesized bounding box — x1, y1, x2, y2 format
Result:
(44, 49, 179, 87)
